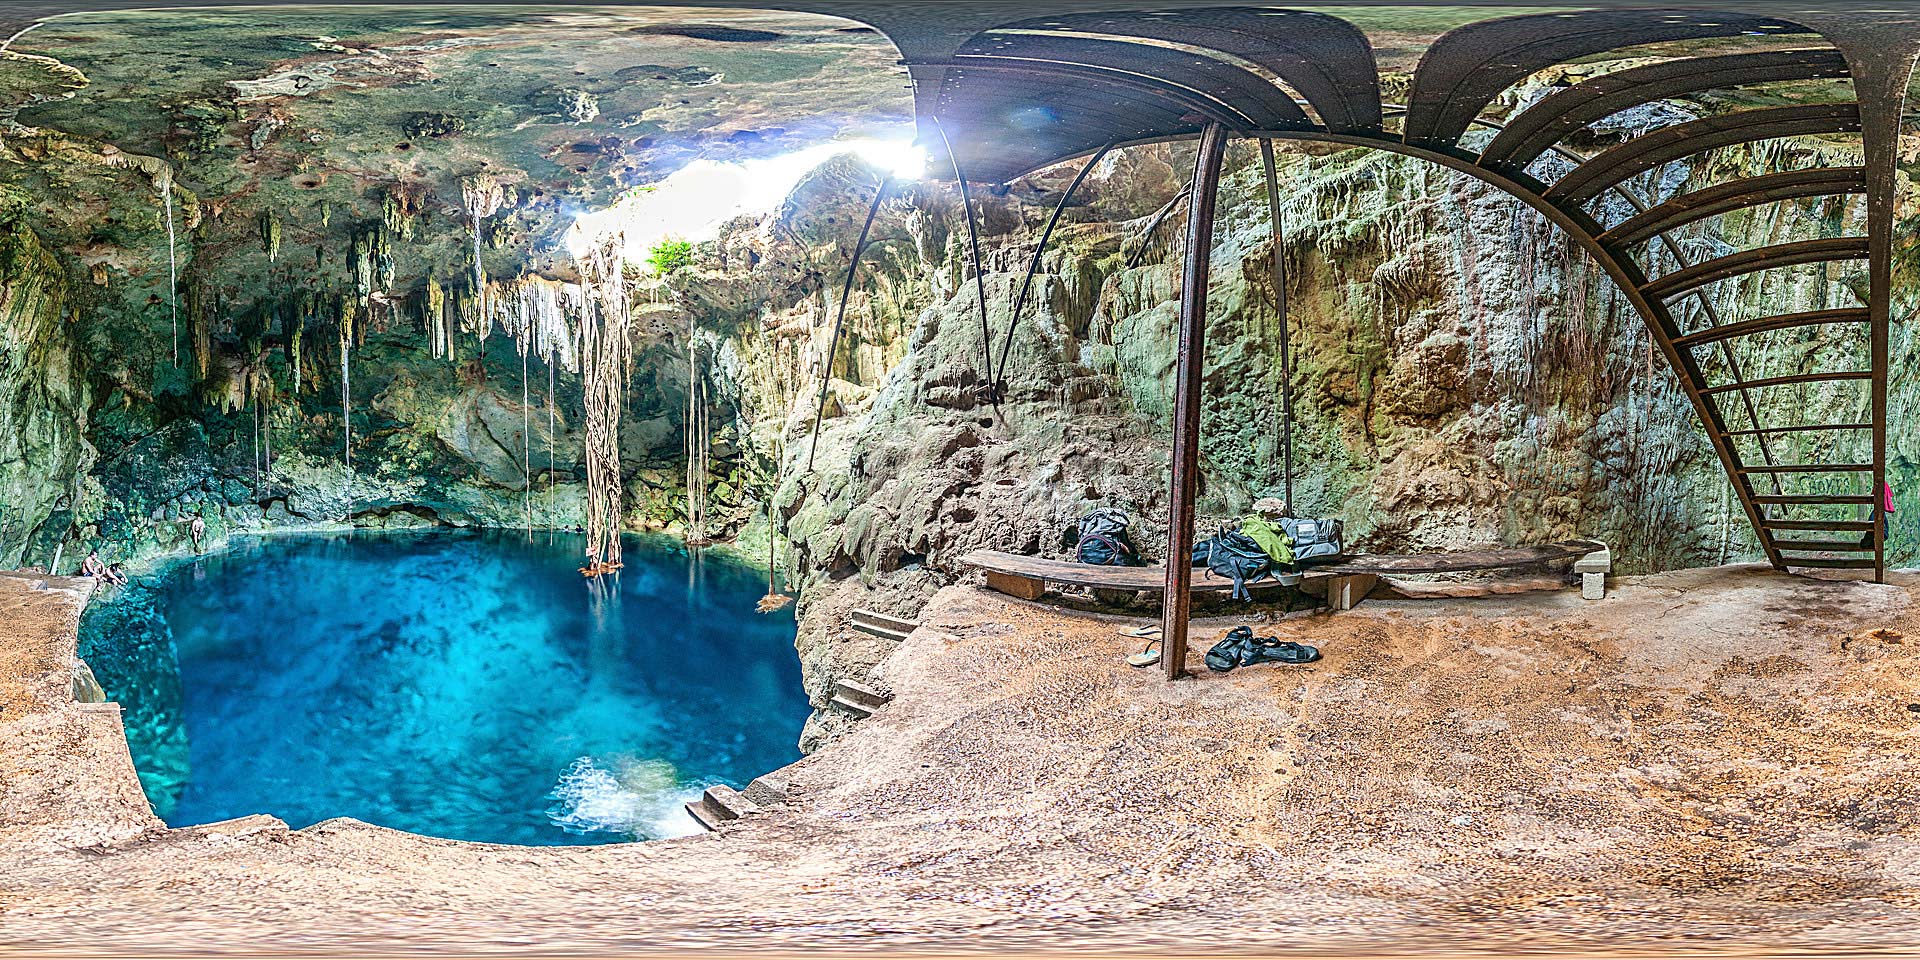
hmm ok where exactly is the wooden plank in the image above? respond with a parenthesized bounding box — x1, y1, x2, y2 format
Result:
(1315, 539, 1602, 575)
(983, 569, 1046, 600)
(963, 538, 1603, 594)
(1327, 574, 1379, 611)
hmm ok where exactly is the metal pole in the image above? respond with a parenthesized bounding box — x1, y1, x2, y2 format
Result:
(931, 116, 998, 415)
(997, 140, 1113, 395)
(1259, 138, 1295, 514)
(806, 173, 890, 471)
(1162, 123, 1230, 681)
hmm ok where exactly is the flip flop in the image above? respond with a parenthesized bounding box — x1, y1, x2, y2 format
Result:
(1119, 624, 1162, 639)
(1126, 639, 1162, 668)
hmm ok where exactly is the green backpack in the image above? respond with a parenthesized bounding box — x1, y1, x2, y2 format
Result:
(1239, 516, 1294, 567)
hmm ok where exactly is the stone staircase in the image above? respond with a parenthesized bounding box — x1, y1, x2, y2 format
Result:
(826, 609, 913, 718)
(684, 783, 759, 832)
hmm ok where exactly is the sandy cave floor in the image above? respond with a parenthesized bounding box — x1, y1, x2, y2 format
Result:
(4, 565, 1920, 956)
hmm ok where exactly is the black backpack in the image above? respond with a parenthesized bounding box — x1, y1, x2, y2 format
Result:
(1074, 508, 1142, 566)
(1191, 528, 1272, 601)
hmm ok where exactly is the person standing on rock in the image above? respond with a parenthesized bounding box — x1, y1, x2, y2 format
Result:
(189, 513, 206, 554)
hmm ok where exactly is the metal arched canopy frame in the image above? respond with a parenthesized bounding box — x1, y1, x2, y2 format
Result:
(890, 4, 1920, 678)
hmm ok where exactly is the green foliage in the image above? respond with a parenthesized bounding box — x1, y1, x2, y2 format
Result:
(646, 239, 694, 274)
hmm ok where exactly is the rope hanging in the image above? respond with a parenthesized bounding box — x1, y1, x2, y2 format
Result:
(1259, 138, 1296, 513)
(805, 172, 891, 471)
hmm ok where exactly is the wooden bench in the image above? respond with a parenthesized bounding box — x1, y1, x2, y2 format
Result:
(960, 539, 1607, 611)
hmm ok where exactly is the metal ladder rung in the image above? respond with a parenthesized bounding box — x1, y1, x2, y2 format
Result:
(1738, 463, 1873, 474)
(1767, 539, 1873, 552)
(1760, 519, 1875, 531)
(1725, 423, 1871, 436)
(1777, 555, 1878, 569)
(1702, 371, 1873, 395)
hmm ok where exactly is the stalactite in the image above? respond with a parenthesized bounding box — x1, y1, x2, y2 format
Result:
(340, 300, 354, 473)
(523, 342, 532, 537)
(462, 175, 505, 321)
(424, 274, 454, 360)
(260, 210, 281, 263)
(686, 314, 711, 547)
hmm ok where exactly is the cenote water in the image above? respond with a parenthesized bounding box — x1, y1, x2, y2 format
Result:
(79, 529, 805, 846)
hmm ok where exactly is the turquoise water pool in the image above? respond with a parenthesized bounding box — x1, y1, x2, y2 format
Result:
(80, 529, 805, 846)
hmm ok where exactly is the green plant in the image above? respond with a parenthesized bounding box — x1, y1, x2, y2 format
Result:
(646, 239, 694, 274)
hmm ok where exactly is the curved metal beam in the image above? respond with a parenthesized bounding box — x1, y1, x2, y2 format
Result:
(1161, 121, 1230, 682)
(1640, 236, 1869, 301)
(1481, 48, 1851, 173)
(926, 57, 1257, 129)
(1403, 8, 1813, 148)
(1598, 166, 1867, 249)
(1544, 103, 1862, 205)
(1671, 308, 1867, 349)
(980, 8, 1383, 132)
(955, 33, 1309, 128)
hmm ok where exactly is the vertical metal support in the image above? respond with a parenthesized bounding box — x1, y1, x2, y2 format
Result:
(1810, 23, 1920, 583)
(1855, 73, 1908, 584)
(1259, 138, 1295, 513)
(1782, 18, 1920, 581)
(1162, 123, 1230, 681)
(806, 173, 890, 471)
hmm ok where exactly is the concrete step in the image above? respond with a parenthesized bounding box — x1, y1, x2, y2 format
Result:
(834, 677, 891, 708)
(828, 694, 874, 718)
(684, 784, 759, 832)
(743, 771, 795, 806)
(849, 608, 917, 642)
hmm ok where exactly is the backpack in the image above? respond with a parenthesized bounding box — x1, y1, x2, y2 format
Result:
(1191, 528, 1272, 601)
(1074, 508, 1142, 566)
(1239, 515, 1294, 567)
(1279, 517, 1344, 566)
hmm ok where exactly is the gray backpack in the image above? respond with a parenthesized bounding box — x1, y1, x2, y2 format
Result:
(1280, 517, 1344, 566)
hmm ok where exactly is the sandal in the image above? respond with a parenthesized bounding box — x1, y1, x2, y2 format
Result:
(1119, 624, 1162, 639)
(1126, 639, 1162, 668)
(1245, 638, 1320, 665)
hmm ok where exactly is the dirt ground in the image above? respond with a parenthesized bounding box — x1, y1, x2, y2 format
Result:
(4, 565, 1920, 956)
